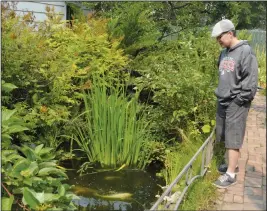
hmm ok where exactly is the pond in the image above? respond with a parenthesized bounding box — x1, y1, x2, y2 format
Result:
(62, 160, 164, 211)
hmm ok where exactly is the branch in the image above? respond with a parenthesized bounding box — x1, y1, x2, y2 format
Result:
(158, 25, 188, 41)
(167, 2, 192, 10)
(1, 183, 12, 197)
(158, 31, 179, 41)
(2, 183, 31, 211)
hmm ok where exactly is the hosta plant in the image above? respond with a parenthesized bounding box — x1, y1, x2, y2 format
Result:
(1, 144, 79, 211)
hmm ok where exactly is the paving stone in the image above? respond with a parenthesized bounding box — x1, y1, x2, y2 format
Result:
(244, 194, 264, 204)
(255, 156, 263, 164)
(245, 177, 262, 188)
(233, 195, 243, 203)
(237, 180, 244, 185)
(215, 94, 266, 211)
(226, 185, 244, 193)
(227, 190, 244, 196)
(217, 188, 226, 193)
(249, 155, 262, 163)
(246, 164, 256, 172)
(246, 171, 263, 178)
(243, 202, 265, 210)
(247, 144, 261, 148)
(254, 147, 266, 154)
(244, 187, 263, 196)
(224, 193, 234, 203)
(247, 160, 263, 166)
(221, 202, 244, 210)
(253, 164, 263, 173)
(248, 148, 256, 153)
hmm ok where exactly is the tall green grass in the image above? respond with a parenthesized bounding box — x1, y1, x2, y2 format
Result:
(255, 45, 266, 91)
(161, 129, 203, 188)
(73, 76, 150, 169)
(179, 141, 226, 210)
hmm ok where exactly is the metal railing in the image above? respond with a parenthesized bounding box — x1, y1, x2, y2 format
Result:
(149, 127, 216, 211)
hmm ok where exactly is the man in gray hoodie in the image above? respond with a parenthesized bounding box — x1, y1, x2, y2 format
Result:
(211, 19, 258, 188)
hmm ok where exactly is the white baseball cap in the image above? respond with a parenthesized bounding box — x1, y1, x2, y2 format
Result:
(211, 19, 235, 38)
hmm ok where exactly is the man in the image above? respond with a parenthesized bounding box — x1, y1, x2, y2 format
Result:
(211, 19, 258, 188)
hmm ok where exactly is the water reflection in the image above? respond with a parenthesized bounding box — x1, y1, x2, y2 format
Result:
(63, 161, 164, 211)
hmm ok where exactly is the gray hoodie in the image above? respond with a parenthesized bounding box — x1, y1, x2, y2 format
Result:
(215, 40, 258, 106)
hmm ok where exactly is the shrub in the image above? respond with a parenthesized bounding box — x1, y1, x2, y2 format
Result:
(1, 144, 78, 211)
(1, 3, 128, 147)
(130, 29, 219, 141)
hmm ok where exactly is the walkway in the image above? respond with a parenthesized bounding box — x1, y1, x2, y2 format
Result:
(215, 91, 266, 210)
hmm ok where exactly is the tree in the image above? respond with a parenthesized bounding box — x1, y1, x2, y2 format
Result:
(74, 2, 265, 57)
(204, 2, 266, 30)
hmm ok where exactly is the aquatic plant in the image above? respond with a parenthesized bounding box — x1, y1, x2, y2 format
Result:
(72, 76, 150, 169)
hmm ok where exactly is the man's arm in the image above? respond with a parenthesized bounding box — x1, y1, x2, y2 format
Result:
(234, 48, 258, 106)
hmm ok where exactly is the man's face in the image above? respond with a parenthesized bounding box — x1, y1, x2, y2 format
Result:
(216, 31, 232, 48)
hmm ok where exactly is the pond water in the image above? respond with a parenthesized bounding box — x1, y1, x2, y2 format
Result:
(63, 160, 164, 211)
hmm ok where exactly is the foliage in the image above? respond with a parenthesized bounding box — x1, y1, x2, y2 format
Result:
(82, 2, 210, 56)
(237, 29, 253, 42)
(1, 109, 29, 149)
(130, 29, 219, 141)
(84, 2, 161, 55)
(142, 140, 167, 167)
(1, 195, 14, 211)
(161, 130, 202, 186)
(2, 2, 262, 210)
(179, 141, 225, 210)
(204, 2, 266, 30)
(1, 144, 78, 211)
(2, 80, 18, 105)
(80, 2, 266, 54)
(1, 3, 128, 147)
(72, 76, 151, 169)
(255, 46, 266, 90)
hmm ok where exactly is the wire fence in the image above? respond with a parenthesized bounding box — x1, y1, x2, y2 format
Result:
(247, 29, 266, 53)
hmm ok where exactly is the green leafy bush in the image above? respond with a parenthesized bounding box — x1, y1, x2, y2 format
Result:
(1, 3, 128, 147)
(1, 109, 29, 149)
(131, 29, 219, 141)
(1, 144, 78, 211)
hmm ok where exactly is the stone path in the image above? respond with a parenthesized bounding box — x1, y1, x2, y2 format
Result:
(215, 91, 266, 210)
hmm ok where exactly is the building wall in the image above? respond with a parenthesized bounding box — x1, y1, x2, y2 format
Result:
(14, 1, 66, 22)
